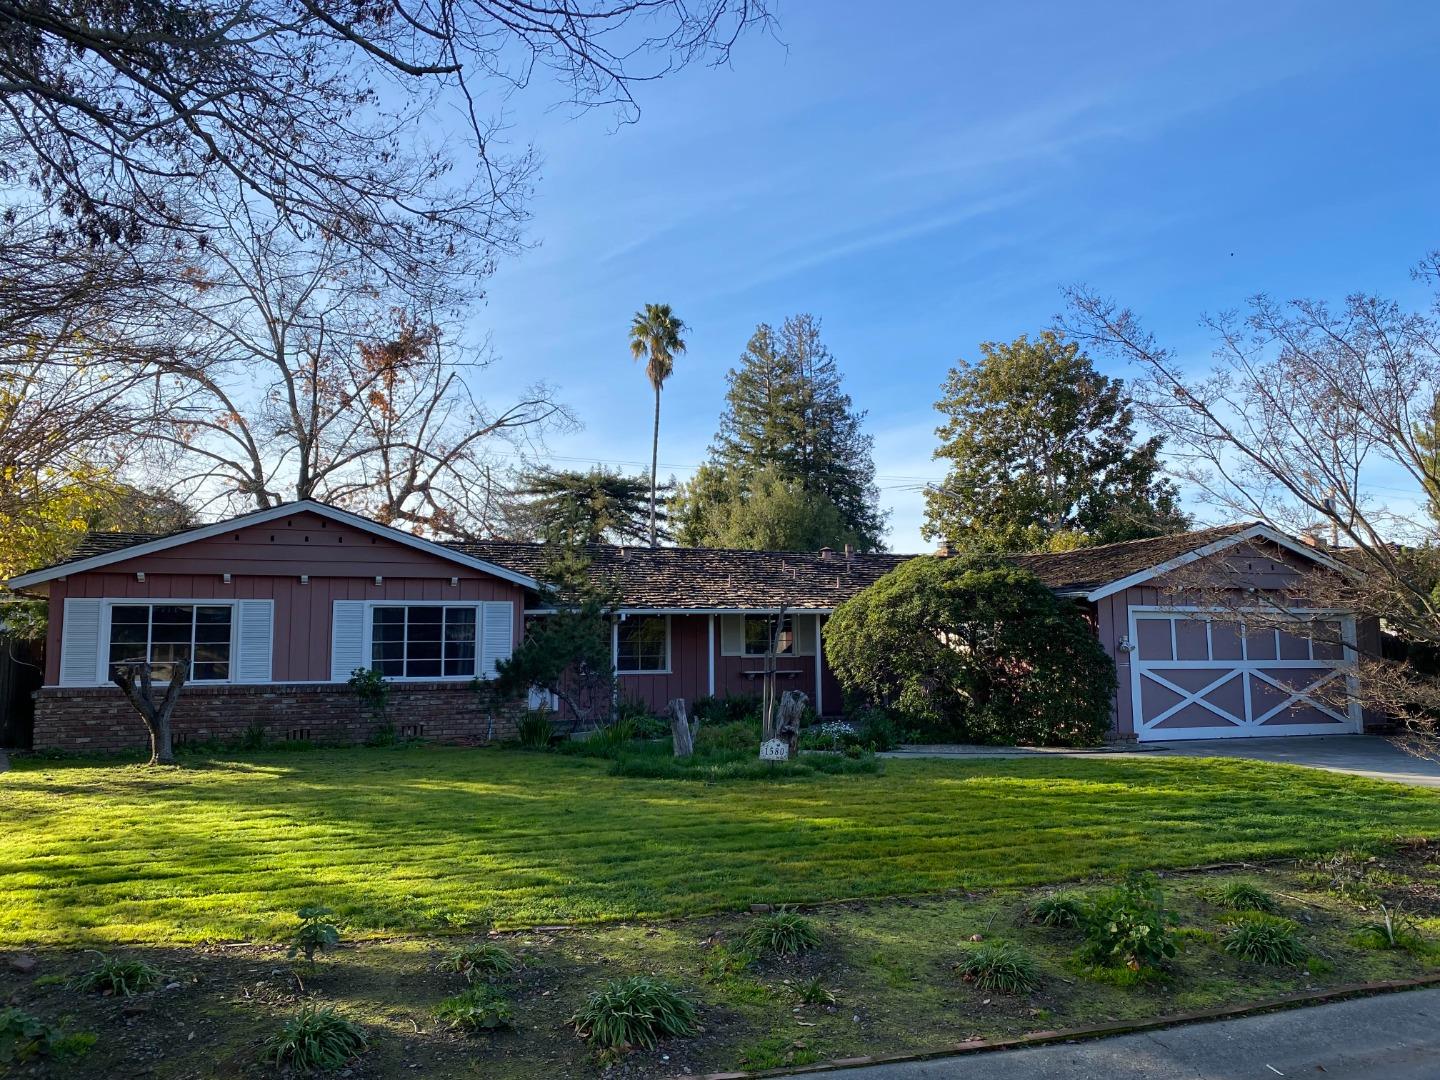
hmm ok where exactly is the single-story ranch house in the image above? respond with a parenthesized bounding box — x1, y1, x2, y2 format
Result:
(6, 500, 1382, 752)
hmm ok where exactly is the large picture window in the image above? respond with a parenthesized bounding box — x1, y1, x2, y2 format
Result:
(107, 604, 233, 682)
(371, 605, 477, 678)
(744, 614, 794, 656)
(617, 615, 669, 673)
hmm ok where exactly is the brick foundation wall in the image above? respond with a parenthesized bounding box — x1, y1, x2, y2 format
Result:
(32, 682, 524, 753)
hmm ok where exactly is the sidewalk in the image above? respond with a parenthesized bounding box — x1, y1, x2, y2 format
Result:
(806, 987, 1440, 1079)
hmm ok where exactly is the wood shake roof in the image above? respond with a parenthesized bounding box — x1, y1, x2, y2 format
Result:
(34, 510, 1272, 609)
(450, 541, 911, 610)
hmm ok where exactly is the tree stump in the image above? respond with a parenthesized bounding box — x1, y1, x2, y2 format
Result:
(775, 690, 808, 758)
(669, 698, 700, 758)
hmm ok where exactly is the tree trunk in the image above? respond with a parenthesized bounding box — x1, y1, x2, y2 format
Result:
(113, 658, 189, 766)
(669, 698, 699, 758)
(649, 383, 661, 547)
(775, 690, 807, 758)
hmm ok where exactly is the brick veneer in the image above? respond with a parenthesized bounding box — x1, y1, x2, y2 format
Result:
(32, 681, 524, 753)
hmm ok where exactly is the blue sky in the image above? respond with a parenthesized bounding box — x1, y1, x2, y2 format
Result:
(472, 1, 1440, 551)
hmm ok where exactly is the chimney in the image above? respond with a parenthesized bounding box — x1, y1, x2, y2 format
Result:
(818, 546, 833, 561)
(1299, 533, 1327, 549)
(936, 540, 951, 558)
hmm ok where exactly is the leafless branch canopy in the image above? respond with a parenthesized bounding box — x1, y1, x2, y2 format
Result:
(1059, 254, 1440, 750)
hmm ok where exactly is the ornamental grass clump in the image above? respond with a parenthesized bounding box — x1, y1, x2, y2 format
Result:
(1208, 880, 1278, 913)
(570, 976, 698, 1050)
(434, 986, 514, 1032)
(953, 940, 1042, 993)
(1222, 913, 1309, 966)
(787, 974, 837, 1005)
(744, 909, 821, 957)
(262, 1006, 368, 1070)
(438, 942, 520, 982)
(67, 953, 164, 997)
(1027, 892, 1085, 928)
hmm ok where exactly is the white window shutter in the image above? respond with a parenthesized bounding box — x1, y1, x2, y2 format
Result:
(331, 600, 367, 682)
(60, 598, 104, 686)
(481, 602, 514, 679)
(234, 600, 274, 683)
(720, 614, 745, 656)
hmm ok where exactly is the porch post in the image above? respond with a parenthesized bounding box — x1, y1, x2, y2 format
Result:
(814, 613, 824, 716)
(707, 614, 716, 697)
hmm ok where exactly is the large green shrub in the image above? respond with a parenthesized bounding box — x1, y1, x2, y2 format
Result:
(823, 556, 1115, 745)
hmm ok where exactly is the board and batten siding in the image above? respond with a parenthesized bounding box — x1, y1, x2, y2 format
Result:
(41, 510, 526, 686)
(1089, 541, 1381, 737)
(614, 612, 843, 716)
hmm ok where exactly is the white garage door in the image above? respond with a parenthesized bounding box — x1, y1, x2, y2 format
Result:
(1129, 608, 1360, 742)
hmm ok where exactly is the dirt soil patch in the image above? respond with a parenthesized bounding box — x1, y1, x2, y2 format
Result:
(5, 847, 1440, 1079)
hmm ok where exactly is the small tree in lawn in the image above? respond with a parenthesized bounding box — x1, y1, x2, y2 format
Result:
(112, 653, 190, 766)
(484, 510, 619, 732)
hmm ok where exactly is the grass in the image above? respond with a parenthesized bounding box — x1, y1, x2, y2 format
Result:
(6, 745, 1440, 947)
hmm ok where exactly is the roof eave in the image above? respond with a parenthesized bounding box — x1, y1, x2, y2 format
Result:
(1081, 523, 1355, 602)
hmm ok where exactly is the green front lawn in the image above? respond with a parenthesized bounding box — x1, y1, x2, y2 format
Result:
(5, 746, 1440, 947)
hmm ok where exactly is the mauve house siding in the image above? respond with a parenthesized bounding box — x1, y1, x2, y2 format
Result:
(41, 510, 526, 685)
(615, 613, 842, 716)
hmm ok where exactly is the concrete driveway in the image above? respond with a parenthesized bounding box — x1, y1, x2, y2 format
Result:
(887, 735, 1440, 789)
(810, 986, 1440, 1079)
(1137, 734, 1440, 789)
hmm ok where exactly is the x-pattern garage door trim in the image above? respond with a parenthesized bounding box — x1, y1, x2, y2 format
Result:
(1127, 606, 1362, 741)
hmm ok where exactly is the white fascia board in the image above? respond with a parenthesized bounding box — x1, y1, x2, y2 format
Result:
(522, 606, 837, 616)
(7, 500, 540, 591)
(1083, 523, 1355, 603)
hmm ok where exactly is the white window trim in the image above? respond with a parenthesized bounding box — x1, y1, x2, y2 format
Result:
(722, 613, 815, 658)
(97, 598, 241, 686)
(362, 599, 496, 682)
(614, 613, 672, 676)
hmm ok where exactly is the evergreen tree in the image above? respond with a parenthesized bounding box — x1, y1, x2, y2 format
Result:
(673, 314, 886, 551)
(923, 331, 1189, 552)
(511, 467, 666, 544)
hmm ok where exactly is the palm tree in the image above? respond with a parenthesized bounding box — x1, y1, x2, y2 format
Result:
(628, 303, 687, 547)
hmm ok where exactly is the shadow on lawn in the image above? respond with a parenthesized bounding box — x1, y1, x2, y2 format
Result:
(8, 747, 1440, 948)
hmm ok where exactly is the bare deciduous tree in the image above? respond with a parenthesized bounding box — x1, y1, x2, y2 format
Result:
(139, 214, 569, 535)
(1, 0, 772, 319)
(1060, 253, 1440, 754)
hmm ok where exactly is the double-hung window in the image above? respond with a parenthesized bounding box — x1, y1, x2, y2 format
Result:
(107, 604, 234, 682)
(616, 615, 669, 673)
(370, 605, 477, 678)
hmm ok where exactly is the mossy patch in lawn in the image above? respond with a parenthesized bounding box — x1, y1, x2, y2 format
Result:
(2, 858, 1440, 1078)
